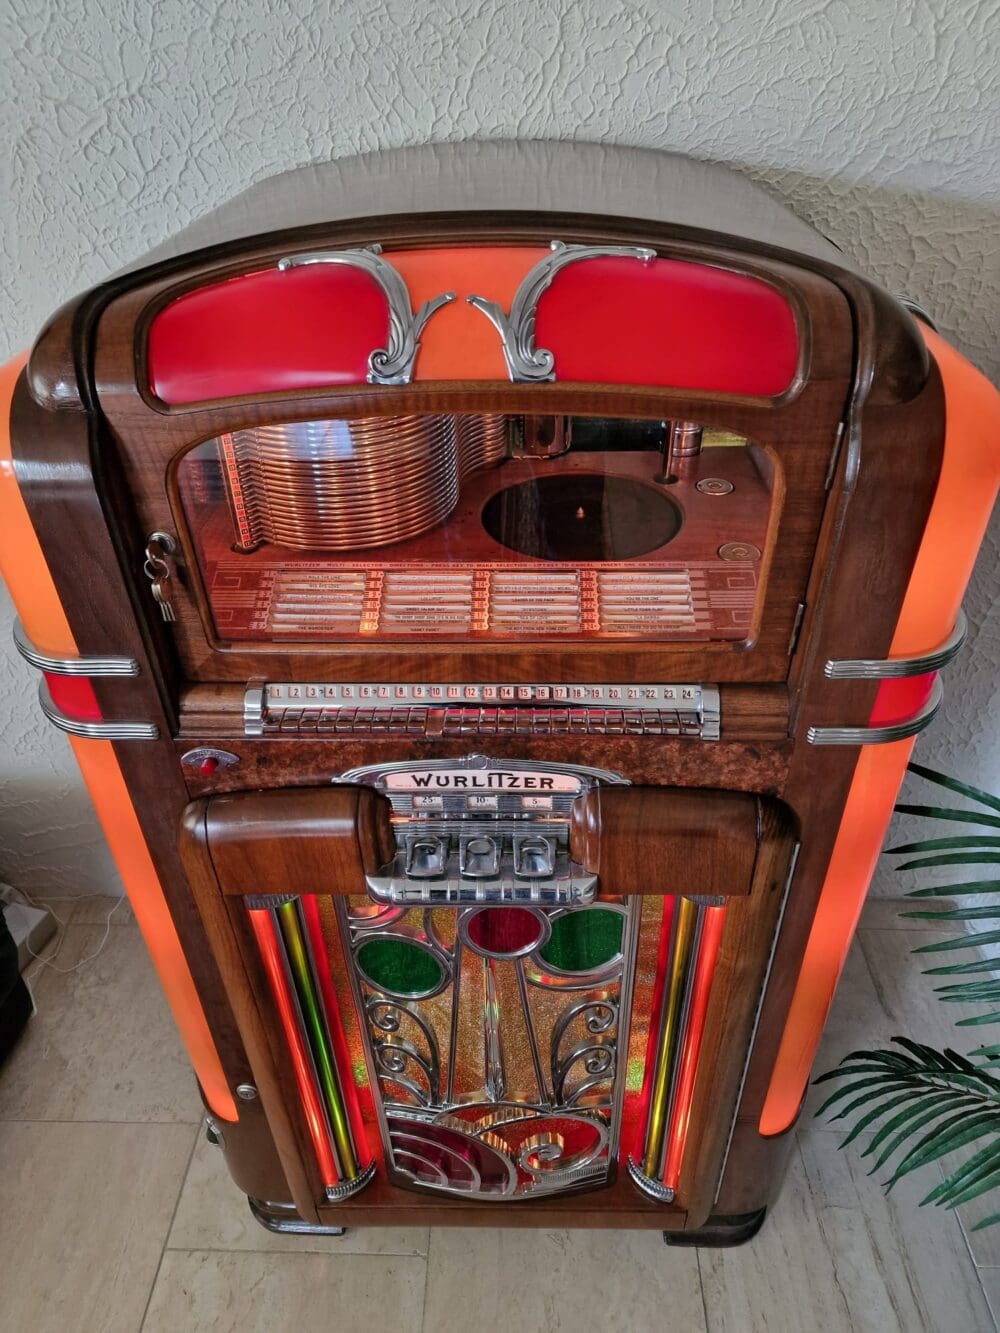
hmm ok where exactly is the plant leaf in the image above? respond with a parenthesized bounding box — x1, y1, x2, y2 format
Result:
(895, 805, 1000, 831)
(902, 906, 1000, 922)
(897, 854, 1000, 872)
(863, 1094, 980, 1172)
(908, 881, 1000, 898)
(971, 1212, 1000, 1231)
(914, 931, 1000, 954)
(888, 837, 1000, 855)
(921, 1138, 1000, 1204)
(907, 763, 1000, 816)
(923, 958, 1000, 977)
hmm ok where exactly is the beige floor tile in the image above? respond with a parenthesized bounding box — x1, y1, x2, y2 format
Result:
(169, 1133, 428, 1255)
(700, 1131, 994, 1333)
(421, 1226, 704, 1331)
(142, 1250, 425, 1333)
(0, 1120, 196, 1333)
(799, 1129, 994, 1332)
(41, 892, 135, 927)
(980, 1269, 1000, 1330)
(859, 926, 990, 1051)
(0, 922, 204, 1123)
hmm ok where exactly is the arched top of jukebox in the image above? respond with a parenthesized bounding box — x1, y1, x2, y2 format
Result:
(27, 140, 928, 412)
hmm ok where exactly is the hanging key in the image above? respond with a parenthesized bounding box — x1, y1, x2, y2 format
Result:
(144, 531, 178, 623)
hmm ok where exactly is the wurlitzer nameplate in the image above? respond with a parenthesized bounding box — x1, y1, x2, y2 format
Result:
(338, 756, 629, 906)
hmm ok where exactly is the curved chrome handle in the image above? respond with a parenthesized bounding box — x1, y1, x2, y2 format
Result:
(38, 681, 159, 741)
(807, 677, 943, 746)
(14, 618, 139, 678)
(825, 610, 966, 680)
(277, 247, 454, 385)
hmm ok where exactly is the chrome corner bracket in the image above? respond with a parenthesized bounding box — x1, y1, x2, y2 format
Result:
(825, 610, 966, 680)
(807, 676, 943, 747)
(466, 240, 656, 382)
(626, 1156, 676, 1204)
(13, 618, 139, 677)
(37, 680, 159, 741)
(277, 246, 454, 385)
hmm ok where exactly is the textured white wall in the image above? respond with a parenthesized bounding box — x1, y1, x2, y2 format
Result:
(0, 0, 997, 896)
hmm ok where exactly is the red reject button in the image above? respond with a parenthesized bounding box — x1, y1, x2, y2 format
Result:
(199, 757, 220, 776)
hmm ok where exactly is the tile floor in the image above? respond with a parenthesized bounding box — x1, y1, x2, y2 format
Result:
(1, 894, 997, 1332)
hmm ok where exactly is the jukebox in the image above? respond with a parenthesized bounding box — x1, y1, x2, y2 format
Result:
(2, 141, 998, 1243)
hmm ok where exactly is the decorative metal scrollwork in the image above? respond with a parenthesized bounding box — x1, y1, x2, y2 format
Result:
(277, 246, 455, 385)
(366, 997, 441, 1105)
(466, 240, 656, 382)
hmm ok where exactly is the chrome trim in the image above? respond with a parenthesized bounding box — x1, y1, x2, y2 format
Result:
(466, 240, 655, 381)
(806, 676, 944, 746)
(825, 610, 967, 679)
(248, 1198, 346, 1236)
(37, 681, 159, 741)
(897, 294, 938, 331)
(13, 618, 139, 678)
(626, 1156, 676, 1203)
(324, 1160, 377, 1202)
(277, 247, 454, 385)
(714, 842, 799, 1205)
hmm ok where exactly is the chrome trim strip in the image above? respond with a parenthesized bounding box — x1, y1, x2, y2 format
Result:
(37, 681, 159, 741)
(467, 240, 656, 382)
(14, 618, 139, 678)
(247, 1198, 346, 1236)
(806, 676, 943, 746)
(897, 294, 938, 332)
(825, 610, 966, 679)
(277, 247, 455, 385)
(626, 1156, 676, 1203)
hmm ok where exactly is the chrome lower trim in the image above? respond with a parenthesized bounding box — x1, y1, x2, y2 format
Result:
(37, 681, 159, 740)
(14, 618, 139, 677)
(825, 610, 966, 679)
(467, 240, 656, 382)
(248, 1198, 346, 1236)
(626, 1156, 676, 1203)
(324, 1160, 377, 1202)
(806, 676, 943, 746)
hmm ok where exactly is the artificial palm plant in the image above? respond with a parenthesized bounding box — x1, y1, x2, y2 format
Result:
(816, 762, 1000, 1230)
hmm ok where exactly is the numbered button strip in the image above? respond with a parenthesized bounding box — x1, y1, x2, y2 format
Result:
(244, 682, 720, 740)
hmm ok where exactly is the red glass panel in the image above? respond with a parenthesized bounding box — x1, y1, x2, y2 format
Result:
(465, 906, 545, 957)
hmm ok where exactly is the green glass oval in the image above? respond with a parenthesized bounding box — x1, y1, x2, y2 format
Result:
(356, 936, 443, 997)
(538, 908, 624, 972)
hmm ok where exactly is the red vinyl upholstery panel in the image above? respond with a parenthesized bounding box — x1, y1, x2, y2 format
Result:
(533, 257, 799, 394)
(147, 266, 390, 404)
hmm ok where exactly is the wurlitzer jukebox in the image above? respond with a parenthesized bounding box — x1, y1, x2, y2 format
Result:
(2, 142, 998, 1243)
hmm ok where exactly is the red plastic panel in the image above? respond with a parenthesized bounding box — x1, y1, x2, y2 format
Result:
(148, 266, 390, 404)
(44, 673, 103, 721)
(868, 672, 936, 726)
(533, 258, 799, 394)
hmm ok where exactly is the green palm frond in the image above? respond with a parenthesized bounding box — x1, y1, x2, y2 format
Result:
(817, 766, 1000, 1227)
(886, 765, 1000, 1022)
(815, 1039, 1000, 1216)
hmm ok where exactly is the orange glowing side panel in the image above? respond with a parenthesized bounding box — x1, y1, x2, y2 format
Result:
(0, 356, 237, 1122)
(760, 330, 1000, 1136)
(387, 247, 550, 381)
